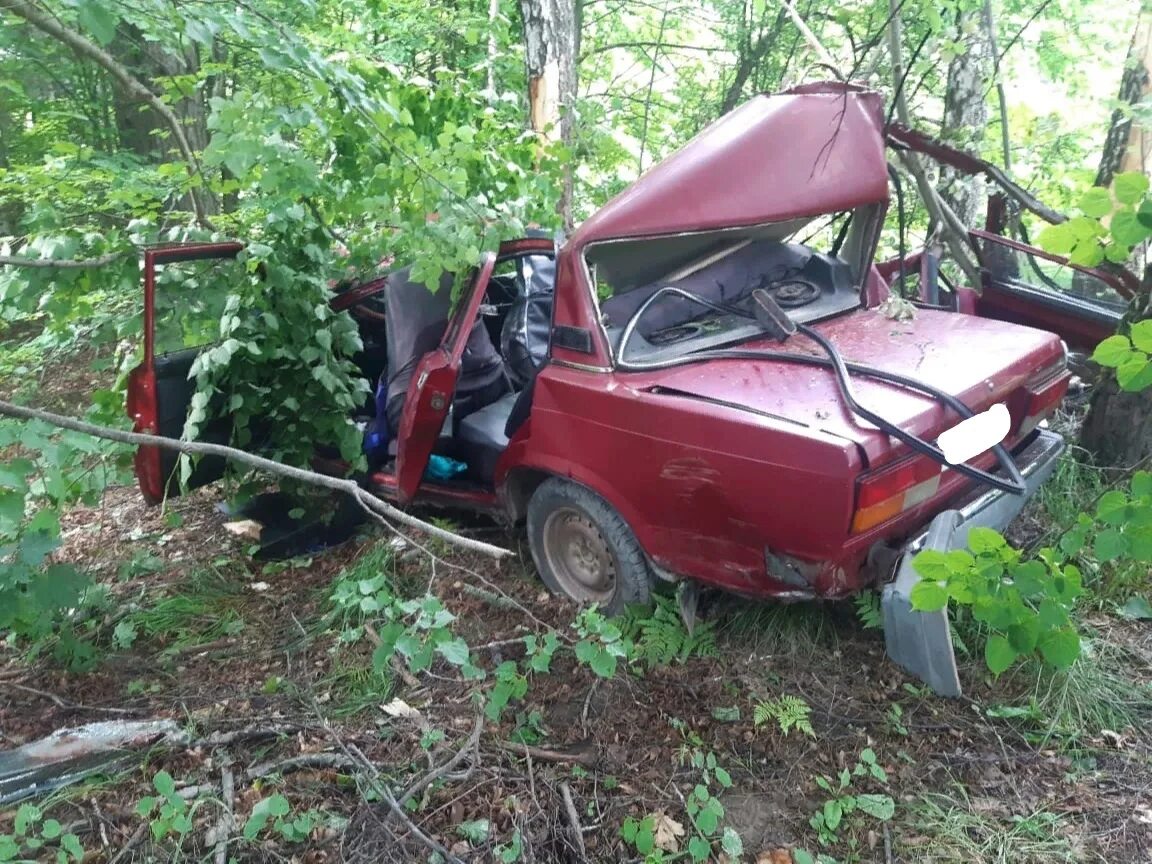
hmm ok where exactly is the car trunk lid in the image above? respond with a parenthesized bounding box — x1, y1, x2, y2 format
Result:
(645, 307, 1067, 470)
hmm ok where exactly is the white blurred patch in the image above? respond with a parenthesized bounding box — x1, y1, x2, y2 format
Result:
(937, 403, 1010, 465)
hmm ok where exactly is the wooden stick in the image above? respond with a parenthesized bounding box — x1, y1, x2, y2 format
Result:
(0, 399, 512, 560)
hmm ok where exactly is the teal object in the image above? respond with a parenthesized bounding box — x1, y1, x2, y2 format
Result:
(424, 455, 467, 481)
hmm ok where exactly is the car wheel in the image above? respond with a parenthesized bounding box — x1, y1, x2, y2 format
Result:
(526, 477, 653, 616)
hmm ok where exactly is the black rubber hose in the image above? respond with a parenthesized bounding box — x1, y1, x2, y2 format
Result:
(615, 287, 1027, 495)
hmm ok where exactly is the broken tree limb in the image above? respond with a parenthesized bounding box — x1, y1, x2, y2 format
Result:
(885, 1, 982, 288)
(0, 400, 512, 560)
(0, 252, 127, 269)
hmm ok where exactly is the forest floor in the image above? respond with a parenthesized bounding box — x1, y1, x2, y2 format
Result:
(2, 358, 1152, 864)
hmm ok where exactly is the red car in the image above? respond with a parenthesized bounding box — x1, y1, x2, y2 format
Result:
(127, 83, 1123, 695)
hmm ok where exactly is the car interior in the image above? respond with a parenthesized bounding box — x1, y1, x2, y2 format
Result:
(587, 207, 879, 366)
(343, 250, 558, 488)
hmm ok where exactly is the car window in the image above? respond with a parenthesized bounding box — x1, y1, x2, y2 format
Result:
(973, 234, 1127, 312)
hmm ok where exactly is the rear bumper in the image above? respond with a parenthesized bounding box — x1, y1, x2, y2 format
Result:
(881, 428, 1065, 696)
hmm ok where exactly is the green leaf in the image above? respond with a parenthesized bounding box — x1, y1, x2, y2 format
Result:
(1008, 618, 1039, 653)
(1119, 595, 1152, 620)
(1037, 222, 1075, 254)
(1132, 471, 1152, 499)
(1110, 209, 1152, 248)
(984, 635, 1017, 675)
(1094, 528, 1127, 562)
(1038, 627, 1081, 669)
(823, 799, 843, 831)
(1114, 171, 1150, 205)
(77, 2, 119, 45)
(40, 819, 62, 840)
(911, 549, 951, 580)
(793, 850, 816, 864)
(967, 527, 1006, 554)
(589, 650, 617, 678)
(436, 637, 470, 666)
(854, 794, 895, 820)
(1093, 335, 1135, 368)
(1131, 321, 1152, 354)
(1097, 490, 1130, 525)
(714, 766, 733, 788)
(721, 827, 743, 857)
(687, 835, 711, 862)
(1078, 187, 1113, 218)
(909, 579, 948, 612)
(1117, 357, 1152, 392)
(153, 770, 176, 798)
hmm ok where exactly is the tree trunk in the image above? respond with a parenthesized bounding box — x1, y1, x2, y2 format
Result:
(1080, 276, 1152, 467)
(520, 0, 578, 227)
(938, 9, 993, 228)
(1095, 11, 1152, 188)
(1079, 13, 1152, 467)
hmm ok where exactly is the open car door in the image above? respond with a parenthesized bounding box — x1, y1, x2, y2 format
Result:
(393, 253, 497, 503)
(126, 243, 245, 504)
(968, 230, 1135, 354)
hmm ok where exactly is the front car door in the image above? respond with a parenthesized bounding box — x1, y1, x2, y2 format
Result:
(127, 242, 245, 503)
(393, 253, 497, 502)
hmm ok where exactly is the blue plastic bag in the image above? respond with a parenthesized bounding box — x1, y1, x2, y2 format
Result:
(424, 455, 467, 481)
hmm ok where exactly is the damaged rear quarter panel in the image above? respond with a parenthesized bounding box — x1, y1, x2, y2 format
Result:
(511, 364, 862, 597)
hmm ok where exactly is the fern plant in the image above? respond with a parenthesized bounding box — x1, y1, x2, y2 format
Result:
(754, 695, 815, 738)
(854, 591, 884, 630)
(621, 594, 717, 669)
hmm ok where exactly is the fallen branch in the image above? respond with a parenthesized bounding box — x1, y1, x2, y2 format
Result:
(0, 252, 126, 269)
(0, 399, 512, 561)
(246, 752, 359, 779)
(497, 741, 598, 768)
(195, 722, 304, 749)
(394, 715, 483, 814)
(885, 0, 982, 287)
(560, 781, 590, 862)
(211, 761, 234, 864)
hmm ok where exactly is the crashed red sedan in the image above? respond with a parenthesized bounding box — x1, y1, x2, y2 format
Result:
(128, 83, 1098, 695)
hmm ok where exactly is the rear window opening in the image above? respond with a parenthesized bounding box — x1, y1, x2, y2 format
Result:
(584, 205, 882, 365)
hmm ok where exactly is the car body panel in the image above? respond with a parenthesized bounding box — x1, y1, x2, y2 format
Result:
(394, 253, 496, 502)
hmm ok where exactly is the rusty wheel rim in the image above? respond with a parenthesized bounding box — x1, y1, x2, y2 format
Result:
(541, 506, 616, 603)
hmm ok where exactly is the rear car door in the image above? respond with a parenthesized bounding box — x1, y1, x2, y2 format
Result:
(126, 243, 244, 503)
(394, 253, 497, 502)
(968, 230, 1135, 353)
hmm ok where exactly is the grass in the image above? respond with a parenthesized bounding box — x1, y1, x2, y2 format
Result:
(121, 566, 247, 652)
(1033, 449, 1108, 529)
(713, 598, 841, 656)
(910, 787, 1079, 863)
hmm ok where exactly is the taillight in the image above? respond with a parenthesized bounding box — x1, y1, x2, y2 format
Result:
(1018, 362, 1070, 438)
(851, 457, 943, 534)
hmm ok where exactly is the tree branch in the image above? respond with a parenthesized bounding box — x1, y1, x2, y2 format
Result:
(578, 41, 728, 62)
(885, 0, 981, 287)
(0, 252, 126, 269)
(0, 0, 213, 228)
(0, 399, 513, 560)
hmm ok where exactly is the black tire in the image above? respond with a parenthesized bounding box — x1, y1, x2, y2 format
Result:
(526, 477, 653, 616)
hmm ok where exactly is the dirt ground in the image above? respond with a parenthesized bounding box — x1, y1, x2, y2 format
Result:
(1, 477, 1151, 863)
(2, 346, 1151, 863)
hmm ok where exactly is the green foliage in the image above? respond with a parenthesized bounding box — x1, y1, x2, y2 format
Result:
(135, 770, 194, 841)
(1091, 322, 1152, 392)
(620, 594, 717, 669)
(809, 749, 894, 848)
(0, 804, 84, 863)
(0, 415, 127, 664)
(753, 695, 816, 738)
(853, 590, 884, 630)
(677, 745, 738, 863)
(243, 793, 321, 843)
(910, 527, 1083, 675)
(572, 607, 632, 678)
(1037, 171, 1152, 267)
